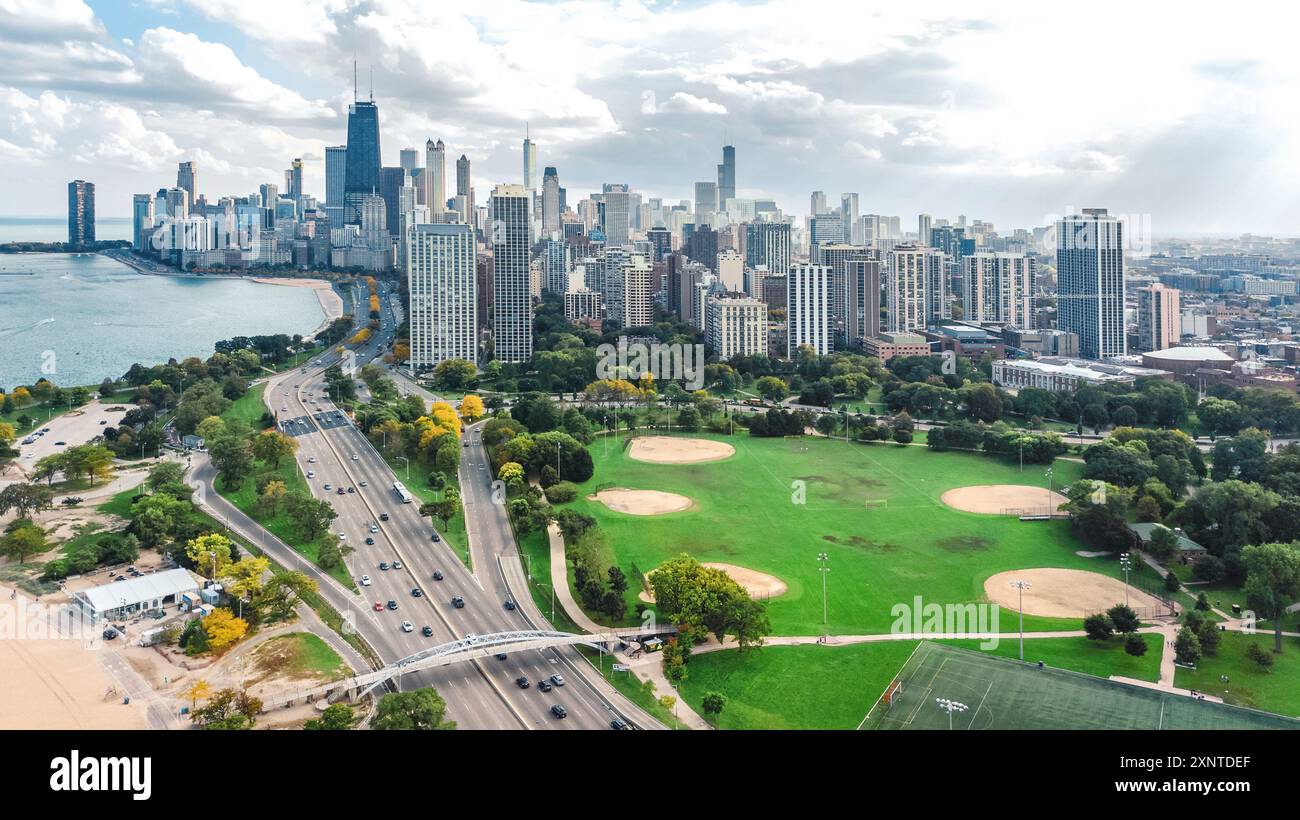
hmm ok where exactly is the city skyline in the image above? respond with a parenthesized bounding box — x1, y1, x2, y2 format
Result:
(0, 0, 1297, 234)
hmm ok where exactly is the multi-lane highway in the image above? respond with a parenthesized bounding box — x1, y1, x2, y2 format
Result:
(248, 280, 646, 729)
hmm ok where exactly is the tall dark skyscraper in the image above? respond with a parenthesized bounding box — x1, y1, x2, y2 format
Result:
(176, 161, 197, 204)
(379, 166, 406, 240)
(344, 98, 381, 224)
(67, 180, 95, 247)
(717, 144, 735, 209)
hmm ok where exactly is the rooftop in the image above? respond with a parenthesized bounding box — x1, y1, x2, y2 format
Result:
(75, 568, 202, 613)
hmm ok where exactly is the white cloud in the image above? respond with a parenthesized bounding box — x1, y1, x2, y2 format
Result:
(657, 92, 728, 115)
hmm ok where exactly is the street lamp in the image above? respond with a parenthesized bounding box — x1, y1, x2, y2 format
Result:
(1119, 554, 1133, 608)
(936, 697, 968, 730)
(1044, 467, 1055, 514)
(817, 552, 830, 638)
(396, 455, 410, 481)
(1009, 579, 1032, 660)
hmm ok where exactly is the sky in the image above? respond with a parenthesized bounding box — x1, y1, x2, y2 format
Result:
(1, 0, 1297, 235)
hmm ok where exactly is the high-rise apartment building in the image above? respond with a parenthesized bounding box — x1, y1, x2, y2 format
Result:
(325, 145, 347, 211)
(918, 213, 933, 246)
(176, 162, 197, 204)
(424, 139, 446, 219)
(717, 144, 736, 209)
(744, 221, 791, 278)
(490, 184, 532, 362)
(541, 167, 561, 236)
(1137, 283, 1181, 352)
(694, 181, 717, 227)
(963, 252, 1036, 326)
(408, 223, 478, 371)
(787, 263, 833, 357)
(131, 193, 153, 252)
(623, 254, 654, 328)
(67, 180, 95, 247)
(708, 295, 767, 359)
(285, 158, 303, 201)
(1056, 208, 1126, 360)
(845, 258, 881, 348)
(887, 244, 947, 333)
(603, 184, 631, 247)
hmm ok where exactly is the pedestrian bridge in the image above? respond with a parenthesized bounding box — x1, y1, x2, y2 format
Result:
(261, 627, 671, 710)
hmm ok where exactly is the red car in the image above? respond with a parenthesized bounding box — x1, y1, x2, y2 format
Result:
(372, 601, 384, 612)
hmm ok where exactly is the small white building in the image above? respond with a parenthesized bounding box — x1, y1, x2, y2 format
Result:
(72, 568, 203, 623)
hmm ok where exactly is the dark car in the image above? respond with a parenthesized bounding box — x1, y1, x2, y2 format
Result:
(411, 587, 423, 598)
(537, 680, 553, 693)
(378, 562, 389, 571)
(503, 600, 517, 611)
(347, 486, 355, 494)
(451, 596, 465, 609)
(421, 625, 433, 637)
(365, 537, 375, 545)
(386, 600, 398, 611)
(431, 570, 444, 581)
(515, 677, 530, 689)
(610, 718, 629, 730)
(336, 487, 345, 495)
(550, 705, 567, 719)
(380, 512, 390, 521)
(495, 652, 508, 660)
(431, 532, 441, 542)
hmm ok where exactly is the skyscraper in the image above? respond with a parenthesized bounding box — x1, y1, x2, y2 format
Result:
(379, 166, 407, 244)
(132, 193, 153, 252)
(810, 191, 828, 216)
(490, 184, 533, 363)
(918, 213, 933, 246)
(623, 254, 654, 328)
(176, 162, 197, 204)
(543, 234, 569, 295)
(284, 158, 304, 202)
(840, 193, 859, 242)
(522, 129, 538, 191)
(344, 97, 382, 224)
(399, 147, 420, 174)
(603, 184, 631, 247)
(787, 263, 833, 357)
(717, 144, 736, 209)
(1137, 283, 1181, 352)
(325, 145, 347, 209)
(845, 258, 881, 348)
(887, 244, 947, 333)
(963, 252, 1035, 326)
(694, 181, 718, 226)
(744, 221, 792, 278)
(408, 223, 478, 371)
(1056, 209, 1126, 360)
(707, 295, 767, 359)
(67, 180, 95, 247)
(426, 139, 446, 219)
(541, 167, 561, 236)
(455, 155, 471, 223)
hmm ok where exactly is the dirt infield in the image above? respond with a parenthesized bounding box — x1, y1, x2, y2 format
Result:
(627, 436, 735, 464)
(640, 562, 787, 603)
(940, 484, 1068, 515)
(591, 488, 695, 516)
(984, 568, 1163, 618)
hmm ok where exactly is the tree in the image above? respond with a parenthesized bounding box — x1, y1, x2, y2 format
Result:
(1, 522, 50, 563)
(201, 608, 249, 652)
(459, 394, 484, 422)
(1165, 570, 1182, 593)
(255, 570, 317, 622)
(0, 482, 53, 519)
(1124, 633, 1148, 657)
(305, 703, 357, 730)
(1174, 626, 1201, 666)
(1246, 641, 1275, 671)
(185, 533, 236, 580)
(755, 376, 789, 402)
(284, 491, 337, 541)
(701, 691, 727, 718)
(209, 434, 255, 489)
(371, 688, 455, 730)
(1083, 613, 1114, 641)
(251, 430, 297, 467)
(182, 679, 212, 709)
(190, 688, 262, 730)
(498, 461, 525, 488)
(223, 556, 271, 602)
(432, 359, 478, 390)
(1106, 603, 1140, 634)
(257, 479, 288, 516)
(1242, 541, 1300, 654)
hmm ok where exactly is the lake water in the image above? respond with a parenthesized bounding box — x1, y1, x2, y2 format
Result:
(0, 253, 328, 389)
(0, 217, 133, 243)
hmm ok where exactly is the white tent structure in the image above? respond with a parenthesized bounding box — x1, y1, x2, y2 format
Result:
(72, 569, 203, 622)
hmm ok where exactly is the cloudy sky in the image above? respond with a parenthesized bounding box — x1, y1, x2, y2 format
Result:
(1, 0, 1296, 234)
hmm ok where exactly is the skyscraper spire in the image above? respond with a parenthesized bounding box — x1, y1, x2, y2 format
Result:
(353, 59, 358, 102)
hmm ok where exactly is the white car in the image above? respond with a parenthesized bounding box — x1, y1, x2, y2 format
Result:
(359, 480, 367, 487)
(308, 456, 316, 463)
(369, 525, 379, 533)
(360, 575, 371, 586)
(337, 532, 347, 540)
(350, 454, 359, 461)
(306, 471, 315, 478)
(401, 621, 413, 633)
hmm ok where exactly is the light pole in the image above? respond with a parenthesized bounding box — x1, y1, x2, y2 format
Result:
(1010, 579, 1031, 660)
(396, 455, 409, 481)
(1045, 466, 1054, 514)
(936, 697, 968, 730)
(817, 552, 830, 638)
(1119, 553, 1133, 607)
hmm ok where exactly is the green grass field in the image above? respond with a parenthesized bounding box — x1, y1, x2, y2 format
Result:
(865, 642, 1299, 730)
(252, 632, 348, 680)
(1173, 632, 1300, 718)
(562, 432, 1118, 636)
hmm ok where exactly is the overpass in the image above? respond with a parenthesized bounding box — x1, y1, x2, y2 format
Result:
(261, 627, 672, 712)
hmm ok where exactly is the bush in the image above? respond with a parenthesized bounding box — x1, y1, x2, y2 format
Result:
(1124, 633, 1148, 657)
(544, 482, 579, 504)
(1246, 642, 1275, 671)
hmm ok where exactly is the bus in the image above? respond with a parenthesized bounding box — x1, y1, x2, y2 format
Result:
(392, 481, 414, 504)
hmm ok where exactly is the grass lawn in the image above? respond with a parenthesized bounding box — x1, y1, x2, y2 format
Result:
(98, 485, 141, 518)
(560, 432, 1105, 636)
(679, 641, 921, 729)
(223, 383, 272, 429)
(1174, 631, 1300, 718)
(252, 632, 348, 681)
(381, 451, 470, 570)
(939, 633, 1164, 682)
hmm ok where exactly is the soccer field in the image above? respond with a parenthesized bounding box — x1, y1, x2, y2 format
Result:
(862, 642, 1300, 731)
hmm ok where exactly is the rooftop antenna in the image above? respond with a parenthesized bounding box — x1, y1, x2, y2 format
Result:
(353, 59, 358, 102)
(369, 65, 373, 101)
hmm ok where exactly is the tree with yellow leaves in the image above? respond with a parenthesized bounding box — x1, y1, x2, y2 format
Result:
(183, 679, 212, 709)
(459, 395, 484, 422)
(202, 608, 249, 652)
(185, 533, 236, 580)
(223, 556, 270, 602)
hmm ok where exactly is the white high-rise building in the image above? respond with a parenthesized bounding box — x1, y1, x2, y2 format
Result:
(1056, 208, 1126, 360)
(707, 296, 768, 359)
(694, 181, 718, 227)
(425, 140, 446, 220)
(887, 244, 947, 333)
(491, 184, 533, 362)
(918, 213, 933, 246)
(787, 263, 833, 357)
(623, 253, 654, 328)
(408, 223, 478, 372)
(963, 252, 1035, 326)
(603, 185, 631, 247)
(523, 132, 538, 191)
(716, 249, 744, 292)
(543, 234, 569, 295)
(1137, 283, 1181, 352)
(541, 167, 561, 236)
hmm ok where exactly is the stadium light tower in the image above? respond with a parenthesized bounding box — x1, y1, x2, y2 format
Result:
(1009, 579, 1032, 660)
(1119, 553, 1133, 607)
(817, 552, 830, 638)
(936, 697, 968, 730)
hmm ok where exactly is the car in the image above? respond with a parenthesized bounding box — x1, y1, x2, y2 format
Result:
(411, 587, 422, 598)
(550, 705, 567, 719)
(306, 471, 315, 478)
(495, 652, 508, 660)
(431, 571, 444, 581)
(380, 512, 390, 521)
(378, 562, 390, 571)
(336, 487, 345, 495)
(372, 601, 384, 612)
(401, 621, 413, 633)
(350, 454, 359, 461)
(359, 480, 367, 487)
(515, 677, 530, 689)
(360, 575, 371, 586)
(323, 483, 333, 491)
(308, 456, 316, 463)
(41, 428, 50, 433)
(549, 674, 566, 687)
(386, 600, 398, 611)
(421, 625, 433, 637)
(337, 532, 346, 540)
(537, 680, 553, 693)
(98, 419, 108, 425)
(462, 441, 469, 448)
(430, 532, 441, 542)
(54, 441, 66, 446)
(610, 719, 629, 730)
(347, 486, 355, 494)
(369, 524, 379, 533)
(392, 560, 403, 570)
(451, 596, 465, 609)
(503, 600, 517, 611)
(364, 537, 375, 545)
